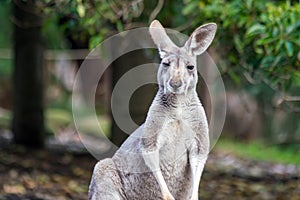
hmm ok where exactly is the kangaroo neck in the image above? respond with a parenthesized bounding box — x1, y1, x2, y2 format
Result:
(155, 88, 199, 108)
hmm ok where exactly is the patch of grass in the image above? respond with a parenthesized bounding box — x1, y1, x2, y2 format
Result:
(46, 107, 111, 137)
(215, 138, 300, 165)
(0, 107, 111, 138)
(45, 108, 72, 133)
(74, 115, 111, 138)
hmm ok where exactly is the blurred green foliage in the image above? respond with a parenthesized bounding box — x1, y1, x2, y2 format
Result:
(183, 0, 300, 92)
(39, 0, 300, 93)
(39, 0, 155, 49)
(1, 0, 299, 92)
(180, 0, 300, 143)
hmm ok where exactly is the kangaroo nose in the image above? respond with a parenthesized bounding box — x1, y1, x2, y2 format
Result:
(169, 79, 182, 89)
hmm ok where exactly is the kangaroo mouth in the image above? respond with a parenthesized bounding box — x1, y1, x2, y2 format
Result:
(166, 85, 185, 95)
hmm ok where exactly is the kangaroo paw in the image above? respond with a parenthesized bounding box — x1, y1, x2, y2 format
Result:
(163, 192, 175, 200)
(190, 193, 198, 200)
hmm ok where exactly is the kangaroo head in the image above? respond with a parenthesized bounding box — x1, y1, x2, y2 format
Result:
(149, 20, 217, 95)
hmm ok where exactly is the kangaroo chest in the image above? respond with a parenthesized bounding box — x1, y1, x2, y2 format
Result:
(158, 117, 195, 170)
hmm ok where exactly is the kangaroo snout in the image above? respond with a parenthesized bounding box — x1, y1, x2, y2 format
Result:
(169, 78, 183, 90)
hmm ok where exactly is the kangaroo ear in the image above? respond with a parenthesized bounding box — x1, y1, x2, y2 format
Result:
(184, 23, 217, 56)
(149, 20, 177, 58)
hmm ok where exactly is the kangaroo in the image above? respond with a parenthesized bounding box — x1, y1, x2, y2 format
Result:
(89, 20, 217, 200)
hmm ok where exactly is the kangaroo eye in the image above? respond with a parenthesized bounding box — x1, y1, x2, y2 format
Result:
(162, 62, 170, 67)
(187, 65, 194, 70)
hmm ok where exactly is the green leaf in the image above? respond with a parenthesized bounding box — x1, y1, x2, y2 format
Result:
(272, 55, 282, 67)
(233, 36, 243, 54)
(275, 39, 284, 52)
(116, 21, 124, 32)
(292, 72, 300, 87)
(272, 27, 279, 37)
(246, 23, 266, 37)
(260, 56, 274, 68)
(254, 47, 264, 54)
(245, 0, 254, 9)
(89, 35, 103, 50)
(229, 53, 238, 64)
(287, 21, 300, 34)
(256, 37, 276, 45)
(228, 71, 241, 84)
(284, 41, 294, 57)
(77, 3, 85, 17)
(182, 2, 198, 15)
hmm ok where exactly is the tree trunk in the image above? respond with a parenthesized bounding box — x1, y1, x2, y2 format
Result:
(12, 0, 45, 147)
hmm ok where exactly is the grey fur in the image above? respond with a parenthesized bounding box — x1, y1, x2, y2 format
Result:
(89, 20, 217, 200)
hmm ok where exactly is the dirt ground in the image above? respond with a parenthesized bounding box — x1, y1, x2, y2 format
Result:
(0, 143, 299, 200)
